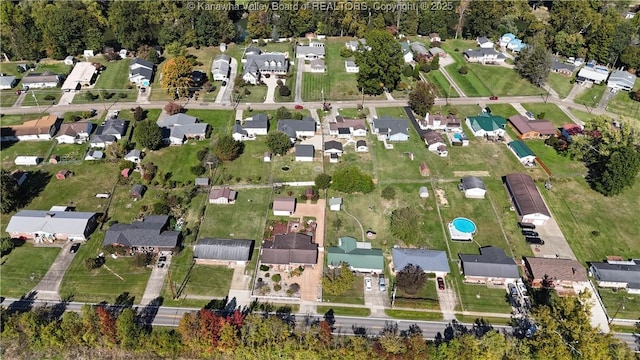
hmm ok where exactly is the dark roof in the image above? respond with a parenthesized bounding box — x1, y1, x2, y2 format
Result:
(392, 248, 450, 273)
(261, 233, 318, 264)
(130, 184, 146, 196)
(422, 129, 446, 145)
(295, 144, 314, 158)
(524, 257, 587, 282)
(131, 58, 154, 70)
(373, 118, 409, 136)
(277, 119, 316, 138)
(209, 187, 236, 201)
(508, 115, 557, 136)
(459, 246, 519, 279)
(103, 215, 179, 248)
(244, 114, 268, 129)
(90, 134, 117, 144)
(56, 122, 92, 137)
(461, 176, 486, 190)
(324, 140, 343, 151)
(99, 119, 128, 137)
(503, 173, 551, 217)
(130, 66, 153, 80)
(590, 260, 640, 289)
(356, 140, 366, 147)
(21, 72, 59, 84)
(551, 59, 576, 73)
(194, 238, 254, 261)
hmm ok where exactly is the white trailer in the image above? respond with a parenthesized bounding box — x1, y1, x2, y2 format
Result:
(14, 156, 40, 166)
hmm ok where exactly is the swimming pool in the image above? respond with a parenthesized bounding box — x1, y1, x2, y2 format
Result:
(452, 217, 477, 233)
(454, 133, 463, 140)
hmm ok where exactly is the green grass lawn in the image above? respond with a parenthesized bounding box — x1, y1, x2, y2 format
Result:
(323, 276, 365, 305)
(444, 63, 491, 97)
(568, 108, 597, 123)
(469, 65, 544, 97)
(94, 59, 132, 90)
(198, 188, 272, 240)
(424, 70, 459, 98)
(316, 305, 371, 317)
(574, 84, 606, 107)
(302, 72, 328, 102)
(456, 282, 512, 313)
(370, 128, 436, 183)
(606, 84, 640, 120)
(142, 141, 210, 184)
(181, 264, 233, 297)
(385, 309, 443, 321)
(49, 143, 86, 161)
(269, 150, 323, 183)
(0, 113, 48, 126)
(323, 149, 374, 176)
(521, 103, 572, 127)
(1, 90, 19, 107)
(456, 315, 512, 325)
(71, 89, 138, 104)
(525, 140, 586, 178)
(35, 62, 73, 75)
(546, 73, 574, 99)
(217, 137, 272, 185)
(20, 89, 62, 107)
(336, 107, 368, 118)
(275, 70, 297, 103)
(484, 104, 519, 118)
(597, 288, 640, 320)
(1, 140, 55, 169)
(106, 184, 170, 224)
(374, 106, 408, 119)
(185, 109, 235, 134)
(238, 84, 268, 103)
(393, 279, 440, 310)
(540, 179, 640, 264)
(0, 244, 61, 298)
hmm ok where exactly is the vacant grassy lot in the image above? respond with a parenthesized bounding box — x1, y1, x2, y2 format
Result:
(218, 138, 272, 185)
(106, 184, 170, 224)
(470, 65, 544, 97)
(521, 103, 572, 127)
(142, 141, 210, 184)
(316, 306, 371, 317)
(424, 70, 459, 98)
(182, 264, 234, 297)
(385, 309, 443, 320)
(390, 74, 419, 100)
(324, 148, 374, 175)
(269, 150, 323, 183)
(1, 140, 55, 168)
(1, 90, 19, 107)
(60, 233, 152, 304)
(540, 179, 640, 264)
(547, 73, 574, 99)
(485, 104, 519, 118)
(302, 72, 328, 102)
(374, 106, 408, 119)
(606, 84, 640, 120)
(71, 89, 138, 105)
(198, 188, 272, 240)
(525, 141, 586, 178)
(574, 84, 606, 107)
(393, 279, 440, 310)
(568, 108, 595, 123)
(322, 276, 364, 305)
(185, 109, 235, 134)
(0, 244, 61, 298)
(95, 59, 132, 90)
(597, 288, 640, 320)
(370, 127, 434, 183)
(444, 63, 491, 97)
(20, 89, 62, 107)
(335, 107, 367, 118)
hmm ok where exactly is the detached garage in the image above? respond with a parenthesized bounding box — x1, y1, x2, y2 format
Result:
(503, 173, 551, 225)
(193, 238, 255, 265)
(461, 176, 486, 199)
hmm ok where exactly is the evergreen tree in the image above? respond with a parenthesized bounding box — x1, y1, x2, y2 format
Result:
(515, 39, 552, 87)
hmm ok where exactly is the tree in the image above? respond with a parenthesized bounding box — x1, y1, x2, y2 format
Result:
(430, 55, 440, 70)
(137, 45, 160, 64)
(322, 263, 355, 295)
(1, 169, 20, 213)
(160, 56, 193, 99)
(152, 202, 170, 215)
(592, 145, 640, 196)
(515, 40, 552, 87)
(132, 106, 145, 122)
(108, 0, 154, 49)
(97, 306, 118, 345)
(620, 46, 640, 70)
(265, 131, 291, 155)
(314, 173, 332, 190)
(355, 30, 404, 95)
(164, 102, 184, 115)
(275, 106, 291, 120)
(134, 120, 163, 150)
(408, 81, 436, 117)
(116, 308, 139, 350)
(214, 135, 244, 162)
(165, 41, 188, 58)
(278, 85, 291, 97)
(331, 166, 374, 194)
(381, 186, 396, 200)
(390, 207, 421, 245)
(396, 264, 427, 295)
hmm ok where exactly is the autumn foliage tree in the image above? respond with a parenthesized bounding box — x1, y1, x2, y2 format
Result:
(97, 306, 118, 345)
(396, 264, 428, 295)
(164, 102, 184, 115)
(408, 81, 436, 117)
(214, 135, 244, 162)
(161, 56, 193, 98)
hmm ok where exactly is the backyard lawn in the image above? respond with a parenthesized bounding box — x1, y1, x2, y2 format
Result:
(574, 84, 606, 107)
(525, 140, 586, 178)
(546, 72, 574, 99)
(269, 150, 323, 183)
(597, 288, 640, 320)
(0, 140, 55, 169)
(217, 137, 272, 185)
(521, 103, 573, 127)
(0, 244, 61, 298)
(322, 276, 364, 305)
(606, 83, 640, 121)
(424, 70, 459, 98)
(142, 141, 211, 184)
(94, 59, 132, 90)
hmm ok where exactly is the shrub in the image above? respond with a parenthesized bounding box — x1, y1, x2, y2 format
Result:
(118, 93, 127, 99)
(458, 66, 468, 75)
(190, 165, 205, 176)
(402, 65, 413, 77)
(273, 284, 282, 292)
(260, 265, 270, 271)
(83, 257, 104, 270)
(265, 273, 270, 278)
(271, 274, 282, 283)
(381, 186, 396, 200)
(44, 94, 55, 101)
(132, 252, 154, 267)
(288, 283, 300, 294)
(164, 102, 184, 115)
(339, 47, 354, 58)
(279, 85, 291, 97)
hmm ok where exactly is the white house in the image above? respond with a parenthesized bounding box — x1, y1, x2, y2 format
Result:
(463, 48, 506, 64)
(499, 33, 516, 48)
(273, 197, 296, 216)
(345, 39, 368, 52)
(212, 54, 231, 81)
(373, 118, 410, 142)
(232, 122, 253, 141)
(129, 58, 154, 87)
(345, 60, 359, 73)
(296, 42, 325, 60)
(157, 113, 208, 145)
(243, 53, 289, 85)
(429, 33, 442, 43)
(263, 152, 272, 162)
(61, 62, 98, 91)
(329, 116, 367, 138)
(590, 259, 640, 294)
(244, 114, 269, 136)
(577, 66, 609, 85)
(419, 113, 461, 131)
(422, 130, 448, 157)
(607, 70, 636, 92)
(419, 186, 429, 198)
(21, 72, 60, 89)
(323, 140, 343, 156)
(460, 176, 486, 199)
(14, 156, 40, 166)
(503, 173, 551, 225)
(400, 41, 413, 63)
(508, 140, 537, 166)
(355, 140, 368, 152)
(55, 122, 92, 144)
(329, 197, 342, 211)
(465, 114, 506, 138)
(0, 75, 17, 90)
(124, 149, 142, 163)
(295, 144, 314, 162)
(310, 59, 326, 73)
(277, 118, 316, 142)
(64, 56, 76, 66)
(477, 37, 494, 48)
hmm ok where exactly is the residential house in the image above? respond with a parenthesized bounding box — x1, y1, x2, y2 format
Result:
(232, 121, 252, 141)
(345, 60, 359, 73)
(209, 187, 237, 204)
(90, 119, 127, 148)
(243, 53, 289, 85)
(345, 38, 369, 52)
(327, 236, 384, 273)
(477, 37, 494, 48)
(329, 116, 367, 138)
(523, 257, 587, 290)
(373, 118, 410, 142)
(295, 144, 314, 162)
(6, 210, 98, 241)
(55, 122, 93, 144)
(410, 42, 429, 57)
(129, 58, 154, 86)
(459, 246, 520, 285)
(607, 70, 636, 92)
(124, 149, 142, 163)
(551, 59, 576, 76)
(355, 140, 368, 152)
(14, 156, 40, 166)
(103, 215, 180, 253)
(243, 113, 269, 136)
(429, 47, 446, 58)
(157, 113, 209, 145)
(465, 114, 506, 138)
(463, 48, 506, 64)
(392, 248, 450, 277)
(577, 66, 609, 85)
(273, 197, 296, 216)
(242, 46, 262, 61)
(212, 54, 231, 81)
(260, 233, 318, 266)
(277, 118, 316, 142)
(589, 259, 640, 294)
(84, 150, 103, 161)
(63, 56, 75, 66)
(499, 33, 516, 48)
(193, 238, 255, 265)
(89, 135, 117, 148)
(460, 176, 487, 199)
(429, 32, 441, 43)
(508, 115, 557, 139)
(1, 115, 59, 142)
(506, 38, 526, 53)
(400, 41, 414, 63)
(21, 72, 60, 89)
(508, 140, 537, 166)
(309, 59, 325, 73)
(422, 129, 448, 157)
(0, 75, 17, 89)
(11, 170, 27, 186)
(503, 173, 551, 225)
(323, 140, 343, 156)
(419, 186, 429, 198)
(329, 197, 342, 211)
(296, 42, 325, 60)
(195, 178, 210, 187)
(61, 62, 98, 91)
(130, 184, 146, 200)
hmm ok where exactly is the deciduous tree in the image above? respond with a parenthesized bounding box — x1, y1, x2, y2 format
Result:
(356, 30, 404, 95)
(381, 186, 396, 200)
(134, 120, 163, 150)
(214, 135, 244, 162)
(330, 165, 374, 194)
(314, 173, 331, 190)
(408, 81, 436, 117)
(164, 102, 184, 115)
(515, 39, 552, 87)
(265, 131, 291, 156)
(0, 169, 20, 213)
(116, 308, 139, 350)
(390, 207, 422, 245)
(396, 264, 427, 295)
(161, 56, 193, 99)
(322, 263, 355, 295)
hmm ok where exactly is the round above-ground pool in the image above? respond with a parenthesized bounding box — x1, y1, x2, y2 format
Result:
(448, 217, 477, 241)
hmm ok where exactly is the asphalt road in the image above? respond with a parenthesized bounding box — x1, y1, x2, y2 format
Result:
(2, 298, 637, 351)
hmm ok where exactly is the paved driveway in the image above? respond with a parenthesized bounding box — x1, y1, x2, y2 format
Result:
(32, 242, 76, 301)
(290, 199, 326, 302)
(529, 217, 576, 260)
(263, 75, 279, 104)
(364, 275, 388, 317)
(294, 58, 304, 103)
(140, 254, 171, 305)
(216, 57, 238, 104)
(436, 280, 457, 320)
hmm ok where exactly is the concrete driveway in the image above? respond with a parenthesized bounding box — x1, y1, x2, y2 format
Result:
(58, 91, 76, 105)
(290, 199, 326, 302)
(140, 253, 171, 305)
(263, 75, 279, 104)
(364, 274, 388, 317)
(294, 58, 304, 103)
(216, 57, 238, 104)
(32, 241, 76, 301)
(436, 280, 457, 321)
(529, 217, 576, 260)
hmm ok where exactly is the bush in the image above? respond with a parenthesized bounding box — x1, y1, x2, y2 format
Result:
(118, 93, 128, 99)
(265, 273, 270, 278)
(43, 94, 55, 101)
(381, 186, 396, 200)
(279, 85, 291, 97)
(152, 202, 170, 215)
(164, 102, 184, 115)
(288, 283, 300, 294)
(196, 148, 209, 161)
(273, 284, 282, 292)
(190, 165, 205, 176)
(339, 47, 354, 58)
(402, 65, 413, 77)
(83, 257, 104, 270)
(458, 66, 468, 75)
(132, 252, 154, 267)
(271, 274, 282, 283)
(260, 265, 270, 271)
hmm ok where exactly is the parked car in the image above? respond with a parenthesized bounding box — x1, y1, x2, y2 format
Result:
(222, 81, 227, 86)
(484, 107, 492, 114)
(518, 222, 536, 230)
(437, 277, 445, 290)
(489, 96, 498, 100)
(525, 237, 545, 245)
(521, 230, 539, 237)
(157, 263, 165, 268)
(525, 111, 535, 120)
(508, 283, 518, 297)
(379, 275, 386, 292)
(158, 256, 167, 262)
(365, 277, 372, 291)
(294, 105, 304, 109)
(69, 243, 80, 254)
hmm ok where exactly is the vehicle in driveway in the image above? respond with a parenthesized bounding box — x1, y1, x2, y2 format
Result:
(508, 283, 518, 297)
(365, 277, 372, 291)
(525, 111, 535, 120)
(437, 277, 445, 290)
(525, 237, 545, 245)
(294, 105, 304, 109)
(521, 230, 539, 237)
(158, 256, 167, 262)
(379, 275, 386, 291)
(69, 243, 80, 253)
(518, 222, 536, 230)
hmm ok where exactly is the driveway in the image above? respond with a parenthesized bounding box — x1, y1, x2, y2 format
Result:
(227, 264, 253, 308)
(436, 280, 457, 321)
(31, 241, 76, 301)
(136, 87, 151, 104)
(58, 91, 76, 105)
(216, 57, 238, 104)
(140, 253, 171, 305)
(294, 58, 304, 103)
(529, 217, 576, 260)
(290, 199, 326, 302)
(263, 75, 279, 104)
(364, 274, 388, 317)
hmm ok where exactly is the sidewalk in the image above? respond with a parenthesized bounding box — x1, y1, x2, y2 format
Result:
(438, 65, 467, 97)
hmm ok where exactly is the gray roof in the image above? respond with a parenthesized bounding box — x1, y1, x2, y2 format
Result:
(329, 197, 342, 206)
(503, 173, 551, 217)
(125, 149, 141, 159)
(356, 140, 366, 147)
(131, 58, 154, 70)
(608, 70, 636, 88)
(214, 54, 231, 63)
(295, 144, 314, 158)
(463, 48, 502, 58)
(233, 122, 247, 135)
(86, 150, 103, 159)
(373, 118, 409, 136)
(130, 66, 153, 80)
(195, 177, 209, 186)
(243, 54, 289, 75)
(194, 238, 254, 261)
(345, 60, 358, 68)
(261, 233, 318, 265)
(157, 113, 198, 127)
(551, 59, 576, 73)
(392, 248, 450, 273)
(0, 75, 16, 87)
(103, 215, 179, 248)
(324, 140, 343, 151)
(296, 45, 325, 57)
(131, 184, 146, 195)
(244, 114, 268, 129)
(90, 134, 117, 144)
(6, 210, 97, 236)
(277, 118, 316, 138)
(410, 42, 429, 55)
(22, 72, 59, 84)
(157, 114, 207, 140)
(459, 246, 519, 279)
(245, 46, 262, 56)
(461, 176, 486, 191)
(477, 36, 491, 44)
(212, 60, 230, 76)
(429, 47, 445, 56)
(98, 119, 128, 137)
(590, 261, 640, 289)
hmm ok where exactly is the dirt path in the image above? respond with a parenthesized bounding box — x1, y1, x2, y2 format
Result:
(291, 200, 326, 302)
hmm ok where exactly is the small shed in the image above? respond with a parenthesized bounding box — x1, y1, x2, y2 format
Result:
(130, 184, 147, 200)
(419, 162, 430, 176)
(305, 187, 315, 200)
(329, 153, 339, 163)
(263, 151, 272, 162)
(121, 168, 132, 178)
(56, 170, 72, 180)
(195, 177, 210, 187)
(419, 186, 429, 198)
(329, 197, 342, 211)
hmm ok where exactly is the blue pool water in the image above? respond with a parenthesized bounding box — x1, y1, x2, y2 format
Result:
(452, 217, 477, 233)
(454, 133, 463, 140)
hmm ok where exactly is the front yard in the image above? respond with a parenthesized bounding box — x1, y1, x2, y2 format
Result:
(0, 243, 61, 298)
(322, 275, 365, 305)
(546, 72, 574, 99)
(521, 103, 573, 127)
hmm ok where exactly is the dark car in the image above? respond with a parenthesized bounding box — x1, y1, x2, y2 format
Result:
(518, 222, 536, 230)
(158, 256, 167, 262)
(437, 277, 445, 290)
(69, 243, 80, 254)
(522, 230, 539, 237)
(525, 237, 545, 245)
(485, 107, 492, 114)
(294, 105, 304, 109)
(489, 96, 498, 100)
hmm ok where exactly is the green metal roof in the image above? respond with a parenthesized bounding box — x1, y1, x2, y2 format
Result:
(327, 237, 384, 271)
(509, 140, 535, 158)
(467, 114, 506, 132)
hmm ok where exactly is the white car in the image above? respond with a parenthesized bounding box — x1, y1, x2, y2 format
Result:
(365, 277, 372, 291)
